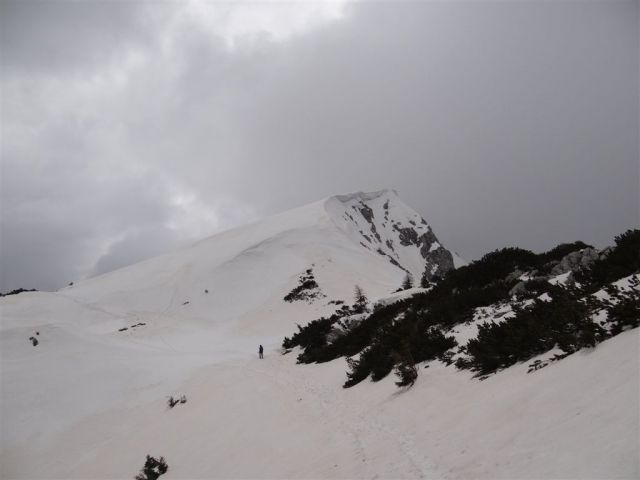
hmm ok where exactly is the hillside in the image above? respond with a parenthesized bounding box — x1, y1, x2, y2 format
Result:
(1, 191, 638, 479)
(1, 189, 457, 477)
(284, 230, 640, 388)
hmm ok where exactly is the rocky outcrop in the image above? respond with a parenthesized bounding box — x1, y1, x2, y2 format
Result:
(550, 248, 599, 276)
(422, 246, 455, 281)
(326, 189, 460, 282)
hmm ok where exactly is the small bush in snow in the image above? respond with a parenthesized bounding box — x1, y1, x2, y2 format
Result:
(401, 273, 414, 291)
(134, 455, 168, 480)
(352, 285, 368, 313)
(394, 362, 418, 387)
(167, 395, 187, 409)
(284, 268, 325, 303)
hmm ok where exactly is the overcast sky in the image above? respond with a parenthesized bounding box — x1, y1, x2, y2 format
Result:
(1, 0, 638, 292)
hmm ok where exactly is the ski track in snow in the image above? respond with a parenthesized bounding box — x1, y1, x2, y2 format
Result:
(244, 354, 442, 479)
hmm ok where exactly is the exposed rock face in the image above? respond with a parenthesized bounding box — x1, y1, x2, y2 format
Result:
(326, 190, 458, 282)
(505, 269, 526, 284)
(394, 225, 419, 246)
(388, 223, 454, 279)
(423, 246, 455, 281)
(507, 246, 605, 296)
(599, 246, 613, 260)
(550, 248, 599, 276)
(508, 281, 528, 297)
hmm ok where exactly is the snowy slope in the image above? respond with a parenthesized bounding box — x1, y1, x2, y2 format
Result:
(56, 189, 454, 319)
(2, 320, 637, 479)
(0, 190, 455, 462)
(1, 190, 638, 479)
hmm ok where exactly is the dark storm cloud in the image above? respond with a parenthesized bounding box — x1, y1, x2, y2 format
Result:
(1, 0, 638, 291)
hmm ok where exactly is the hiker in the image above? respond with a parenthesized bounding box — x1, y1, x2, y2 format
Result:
(259, 344, 264, 359)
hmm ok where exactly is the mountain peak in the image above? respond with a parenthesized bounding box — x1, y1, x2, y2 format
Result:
(330, 189, 398, 204)
(324, 189, 456, 281)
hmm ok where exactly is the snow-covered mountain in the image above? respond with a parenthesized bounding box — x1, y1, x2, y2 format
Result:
(1, 190, 637, 479)
(25, 189, 457, 337)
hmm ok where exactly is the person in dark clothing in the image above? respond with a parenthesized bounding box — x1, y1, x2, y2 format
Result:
(259, 345, 264, 359)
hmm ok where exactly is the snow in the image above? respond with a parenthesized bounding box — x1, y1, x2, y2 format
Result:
(593, 273, 640, 301)
(2, 325, 637, 479)
(1, 191, 638, 479)
(549, 271, 572, 286)
(448, 301, 520, 349)
(589, 274, 640, 332)
(372, 287, 428, 309)
(538, 292, 553, 302)
(452, 251, 467, 268)
(324, 189, 457, 280)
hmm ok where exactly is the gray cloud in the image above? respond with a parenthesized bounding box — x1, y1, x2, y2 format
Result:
(0, 0, 155, 73)
(89, 226, 181, 278)
(1, 0, 638, 291)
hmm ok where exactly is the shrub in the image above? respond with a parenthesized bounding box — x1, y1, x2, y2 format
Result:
(282, 317, 334, 354)
(344, 343, 394, 387)
(578, 229, 640, 290)
(394, 361, 418, 387)
(134, 455, 168, 480)
(353, 285, 368, 313)
(167, 395, 187, 409)
(0, 288, 37, 297)
(420, 268, 430, 288)
(412, 326, 457, 363)
(284, 268, 324, 302)
(463, 287, 604, 375)
(519, 278, 553, 298)
(538, 241, 592, 264)
(282, 229, 638, 389)
(604, 279, 640, 335)
(401, 273, 414, 290)
(438, 247, 538, 293)
(342, 312, 455, 388)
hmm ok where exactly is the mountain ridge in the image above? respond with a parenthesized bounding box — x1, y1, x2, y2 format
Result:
(53, 189, 457, 314)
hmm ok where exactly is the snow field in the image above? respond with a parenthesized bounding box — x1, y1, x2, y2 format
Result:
(1, 191, 637, 479)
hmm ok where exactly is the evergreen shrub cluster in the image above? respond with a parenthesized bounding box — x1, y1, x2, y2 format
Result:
(600, 276, 640, 336)
(457, 286, 603, 375)
(576, 229, 640, 291)
(282, 229, 640, 388)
